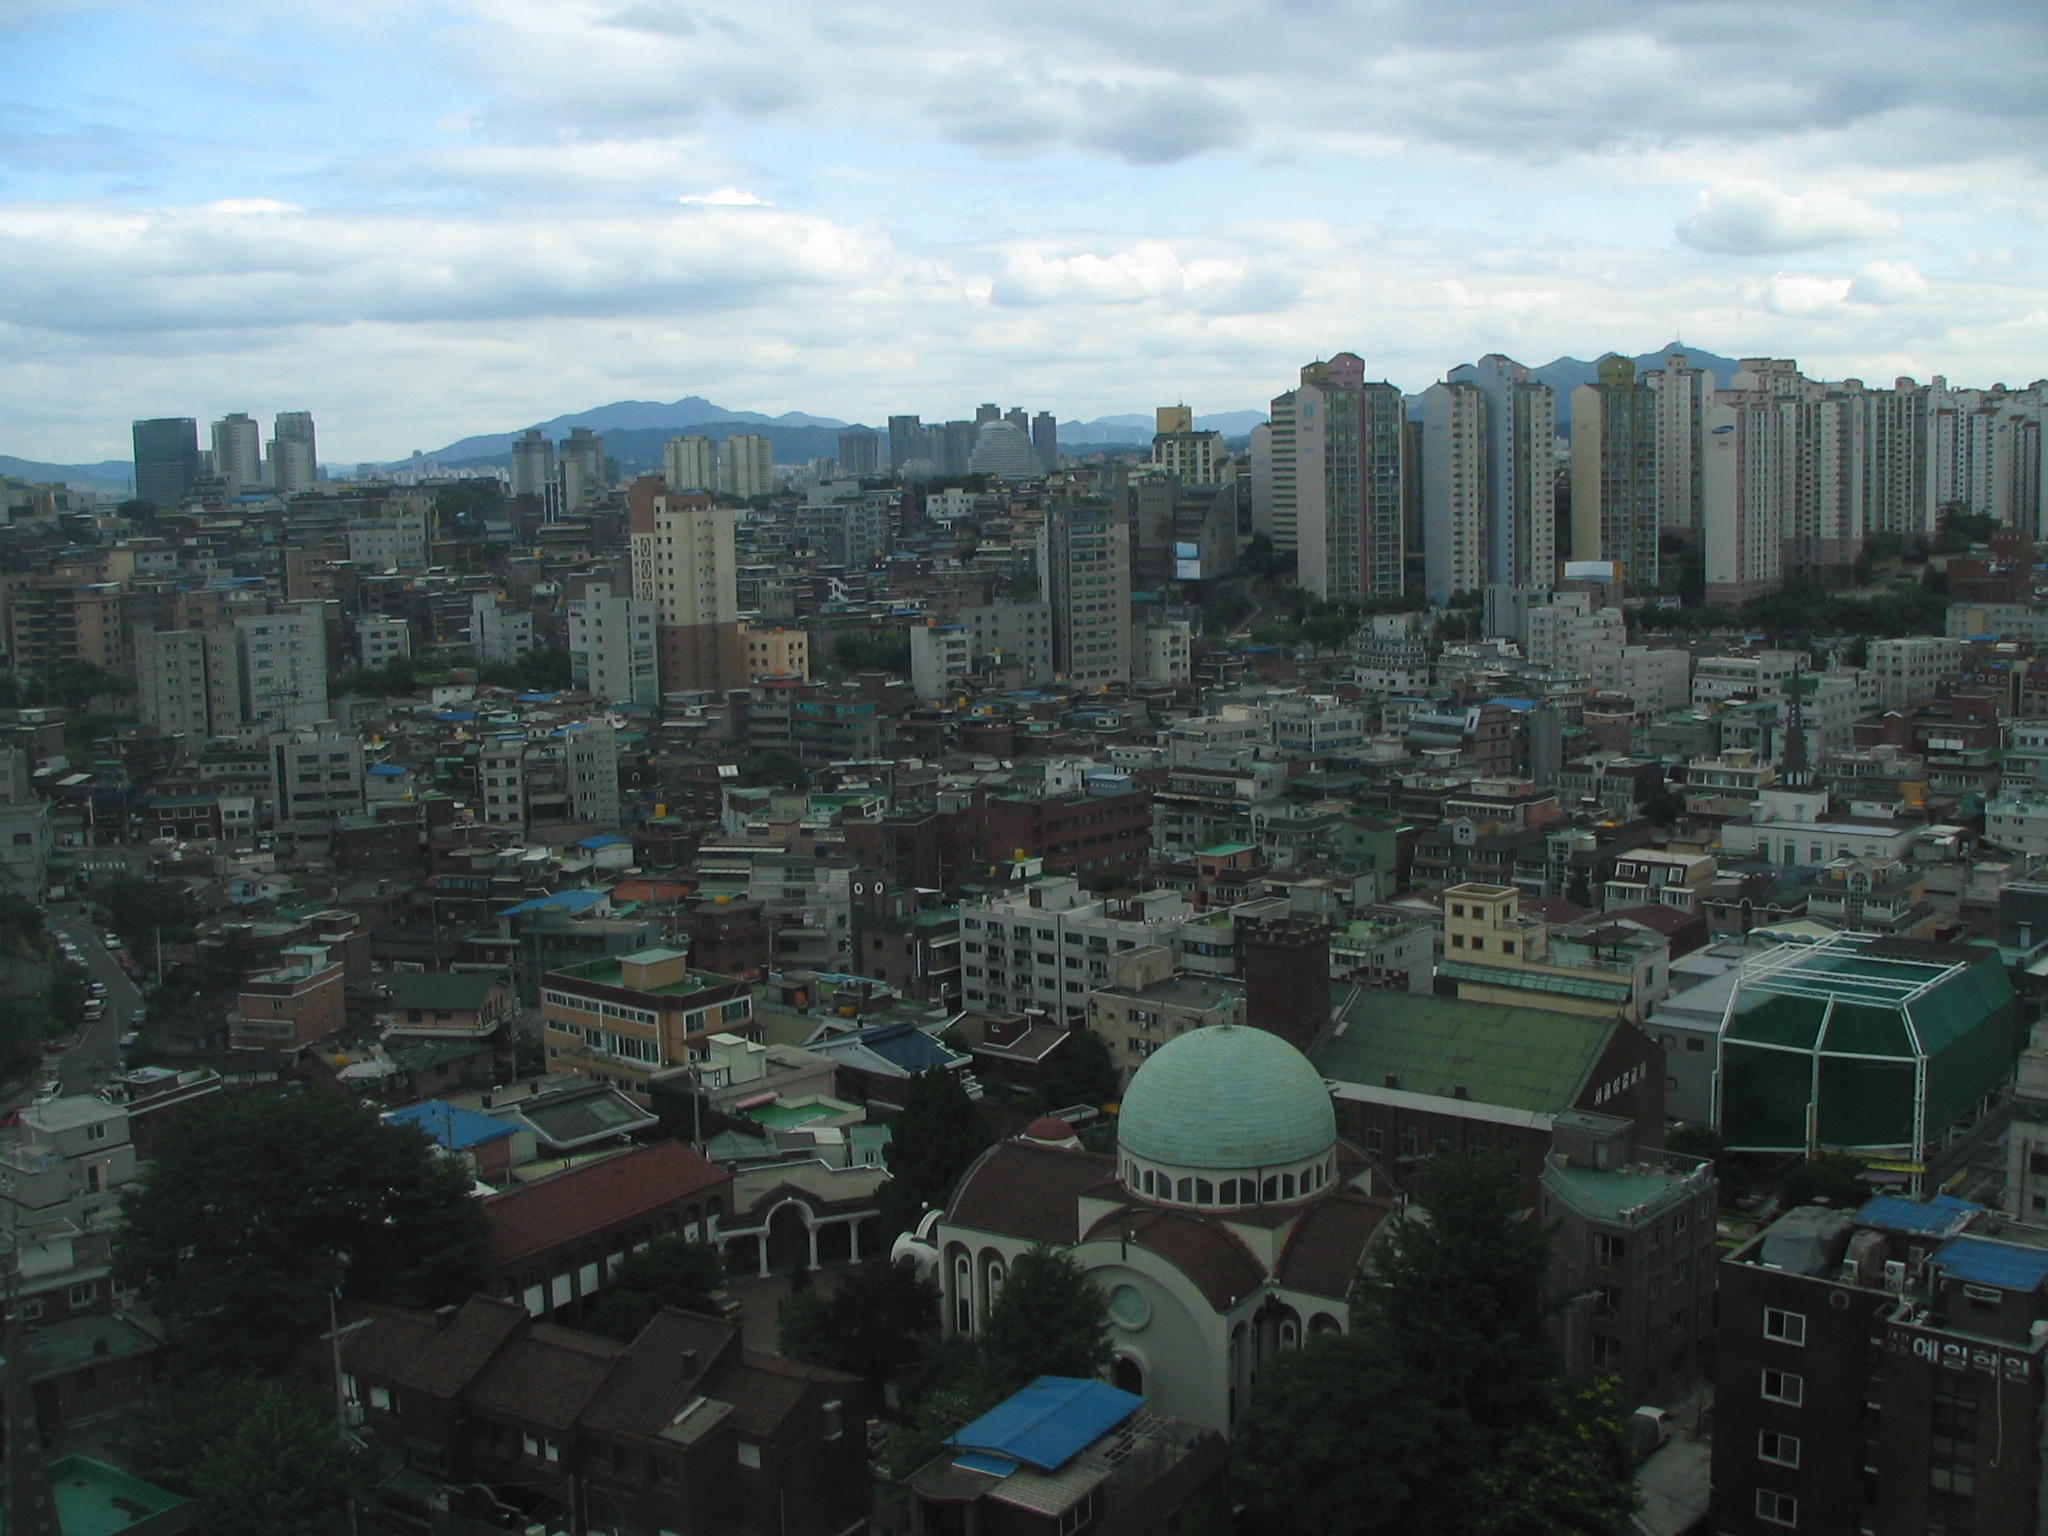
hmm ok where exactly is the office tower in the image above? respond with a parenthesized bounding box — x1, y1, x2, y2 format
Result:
(232, 605, 328, 731)
(836, 430, 881, 477)
(936, 421, 975, 477)
(968, 420, 1037, 479)
(1032, 411, 1058, 473)
(1421, 380, 1488, 603)
(719, 434, 773, 499)
(976, 403, 1001, 425)
(470, 593, 535, 666)
(132, 418, 200, 508)
(133, 627, 214, 738)
(1450, 354, 1556, 588)
(210, 413, 263, 496)
(510, 429, 554, 498)
(1644, 352, 1713, 533)
(565, 721, 621, 828)
(888, 415, 923, 471)
(567, 582, 658, 705)
(631, 495, 747, 692)
(1570, 356, 1660, 587)
(268, 411, 318, 494)
(1043, 502, 1132, 684)
(556, 427, 606, 512)
(1003, 407, 1030, 436)
(1268, 355, 1407, 602)
(663, 435, 717, 493)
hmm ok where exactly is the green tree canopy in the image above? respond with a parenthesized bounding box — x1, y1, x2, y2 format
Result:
(582, 1238, 725, 1341)
(783, 1260, 942, 1384)
(879, 1068, 992, 1236)
(97, 874, 198, 950)
(1036, 1026, 1118, 1112)
(979, 1246, 1112, 1395)
(1237, 1154, 1635, 1536)
(114, 1093, 488, 1372)
(833, 630, 911, 675)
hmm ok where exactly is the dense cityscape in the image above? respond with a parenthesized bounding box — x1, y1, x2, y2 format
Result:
(0, 338, 2042, 1536)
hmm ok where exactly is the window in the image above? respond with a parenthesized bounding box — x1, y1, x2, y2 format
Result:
(1590, 1335, 1621, 1371)
(85, 1122, 106, 1143)
(1685, 1037, 1705, 1052)
(1595, 1234, 1625, 1267)
(1755, 1490, 1797, 1527)
(68, 1282, 96, 1308)
(736, 1442, 761, 1469)
(1763, 1309, 1806, 1346)
(1761, 1369, 1803, 1407)
(1758, 1430, 1800, 1468)
(1058, 1492, 1096, 1536)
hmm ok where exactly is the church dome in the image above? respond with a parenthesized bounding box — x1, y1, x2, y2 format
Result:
(1118, 1025, 1335, 1171)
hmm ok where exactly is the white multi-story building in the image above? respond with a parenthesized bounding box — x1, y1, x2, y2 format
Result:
(1266, 694, 1368, 758)
(1136, 620, 1193, 685)
(1692, 651, 1808, 706)
(663, 435, 717, 493)
(357, 615, 412, 669)
(470, 593, 535, 667)
(1526, 601, 1624, 685)
(346, 506, 430, 569)
(0, 748, 49, 900)
(234, 605, 328, 732)
(909, 624, 971, 702)
(134, 627, 214, 738)
(960, 876, 1195, 1024)
(630, 496, 745, 693)
(719, 434, 774, 500)
(1618, 646, 1691, 716)
(1353, 612, 1430, 695)
(270, 727, 365, 831)
(478, 733, 527, 829)
(956, 601, 1053, 687)
(1719, 786, 1923, 866)
(1422, 378, 1488, 604)
(567, 583, 657, 705)
(1867, 637, 1963, 712)
(211, 412, 263, 495)
(1984, 795, 2048, 858)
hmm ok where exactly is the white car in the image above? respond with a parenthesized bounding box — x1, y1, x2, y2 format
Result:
(88, 982, 108, 997)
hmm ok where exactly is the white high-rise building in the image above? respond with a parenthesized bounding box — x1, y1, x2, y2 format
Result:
(663, 436, 717, 493)
(557, 428, 606, 512)
(630, 495, 746, 692)
(134, 627, 214, 738)
(267, 411, 318, 494)
(470, 594, 535, 667)
(210, 413, 263, 495)
(567, 582, 658, 705)
(510, 430, 554, 498)
(1644, 352, 1714, 534)
(1450, 354, 1555, 590)
(1265, 355, 1406, 603)
(1421, 380, 1488, 604)
(719, 435, 774, 499)
(1703, 391, 1788, 606)
(234, 605, 329, 731)
(478, 733, 527, 829)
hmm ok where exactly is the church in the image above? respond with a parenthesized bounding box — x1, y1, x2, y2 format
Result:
(897, 1023, 1396, 1433)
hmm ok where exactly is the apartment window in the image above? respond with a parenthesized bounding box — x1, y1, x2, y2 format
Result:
(1754, 1490, 1797, 1527)
(1589, 1335, 1621, 1372)
(1760, 1369, 1803, 1407)
(1758, 1430, 1800, 1468)
(1595, 1233, 1625, 1267)
(68, 1281, 96, 1308)
(85, 1122, 106, 1142)
(1763, 1309, 1806, 1346)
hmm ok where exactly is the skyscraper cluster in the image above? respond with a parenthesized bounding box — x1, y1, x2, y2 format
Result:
(130, 410, 320, 507)
(888, 405, 1058, 478)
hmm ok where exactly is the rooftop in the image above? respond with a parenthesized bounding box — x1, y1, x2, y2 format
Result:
(947, 1376, 1143, 1473)
(386, 1100, 515, 1152)
(379, 971, 503, 1013)
(27, 1457, 186, 1536)
(1931, 1235, 2048, 1291)
(1319, 988, 1617, 1114)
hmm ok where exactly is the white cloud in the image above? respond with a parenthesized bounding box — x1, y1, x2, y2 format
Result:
(680, 188, 769, 206)
(1849, 260, 1930, 304)
(1751, 272, 1852, 315)
(205, 198, 302, 214)
(1677, 182, 1898, 255)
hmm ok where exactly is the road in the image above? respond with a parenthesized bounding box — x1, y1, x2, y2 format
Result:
(45, 909, 144, 1096)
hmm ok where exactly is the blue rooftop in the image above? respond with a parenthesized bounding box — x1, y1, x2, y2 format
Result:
(1931, 1235, 2048, 1292)
(850, 1023, 957, 1073)
(947, 1377, 1143, 1473)
(367, 763, 409, 777)
(517, 692, 556, 703)
(497, 888, 607, 918)
(386, 1100, 514, 1151)
(1853, 1193, 1980, 1240)
(433, 710, 476, 722)
(578, 834, 631, 850)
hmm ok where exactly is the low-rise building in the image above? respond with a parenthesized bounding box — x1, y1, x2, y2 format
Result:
(540, 947, 756, 1100)
(228, 943, 346, 1050)
(1086, 944, 1246, 1086)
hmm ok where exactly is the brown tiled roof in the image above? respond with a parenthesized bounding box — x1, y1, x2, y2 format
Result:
(401, 1294, 529, 1399)
(946, 1141, 1115, 1244)
(1523, 896, 1593, 926)
(484, 1141, 730, 1269)
(338, 1303, 440, 1382)
(1083, 1207, 1265, 1311)
(722, 1351, 860, 1439)
(468, 1330, 624, 1431)
(583, 1309, 737, 1440)
(1274, 1190, 1395, 1299)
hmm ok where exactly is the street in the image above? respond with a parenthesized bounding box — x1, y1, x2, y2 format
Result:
(45, 909, 144, 1096)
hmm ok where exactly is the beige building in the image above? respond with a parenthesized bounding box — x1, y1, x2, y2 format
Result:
(719, 434, 774, 500)
(1086, 945, 1245, 1088)
(632, 497, 747, 693)
(742, 625, 809, 682)
(229, 945, 346, 1049)
(1438, 882, 1668, 1022)
(134, 627, 214, 738)
(1868, 636, 1962, 712)
(663, 435, 717, 492)
(540, 947, 755, 1100)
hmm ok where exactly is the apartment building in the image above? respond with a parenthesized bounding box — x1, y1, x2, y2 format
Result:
(959, 877, 1194, 1025)
(478, 732, 527, 829)
(1868, 636, 1964, 712)
(631, 496, 748, 692)
(567, 582, 658, 705)
(540, 946, 755, 1099)
(1044, 502, 1132, 684)
(356, 615, 411, 669)
(228, 944, 346, 1049)
(1086, 944, 1246, 1087)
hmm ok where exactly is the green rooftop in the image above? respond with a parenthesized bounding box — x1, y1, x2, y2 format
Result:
(1318, 988, 1618, 1113)
(7, 1457, 188, 1536)
(1545, 1164, 1691, 1223)
(380, 971, 504, 1013)
(1196, 842, 1256, 857)
(553, 955, 736, 997)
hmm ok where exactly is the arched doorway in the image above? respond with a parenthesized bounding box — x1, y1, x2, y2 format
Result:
(1113, 1355, 1144, 1396)
(767, 1203, 811, 1272)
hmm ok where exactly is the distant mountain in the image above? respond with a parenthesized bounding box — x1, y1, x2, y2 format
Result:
(1059, 410, 1269, 445)
(425, 397, 849, 464)
(0, 456, 133, 493)
(439, 420, 867, 474)
(1528, 343, 1742, 430)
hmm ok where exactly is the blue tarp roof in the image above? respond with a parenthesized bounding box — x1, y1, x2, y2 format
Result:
(366, 763, 409, 777)
(1853, 1193, 1980, 1239)
(947, 1378, 1142, 1473)
(850, 1023, 956, 1073)
(433, 711, 476, 723)
(496, 888, 607, 919)
(387, 1100, 514, 1151)
(577, 835, 631, 850)
(517, 692, 555, 703)
(1932, 1235, 2048, 1292)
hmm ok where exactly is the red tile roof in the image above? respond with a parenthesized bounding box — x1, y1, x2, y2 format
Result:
(1082, 1207, 1265, 1310)
(400, 1294, 529, 1398)
(945, 1141, 1116, 1245)
(468, 1329, 625, 1431)
(1274, 1190, 1395, 1299)
(484, 1141, 730, 1269)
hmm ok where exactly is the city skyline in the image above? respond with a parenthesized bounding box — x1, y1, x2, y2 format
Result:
(3, 1, 2046, 462)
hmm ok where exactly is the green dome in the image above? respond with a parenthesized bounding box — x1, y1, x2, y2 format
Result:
(1118, 1025, 1335, 1170)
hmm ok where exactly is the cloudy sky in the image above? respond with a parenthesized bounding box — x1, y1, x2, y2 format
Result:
(4, 0, 2047, 462)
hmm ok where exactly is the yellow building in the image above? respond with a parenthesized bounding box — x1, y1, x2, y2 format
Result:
(539, 947, 756, 1101)
(742, 625, 810, 682)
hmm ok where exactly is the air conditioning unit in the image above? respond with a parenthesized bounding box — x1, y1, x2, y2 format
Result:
(1884, 1260, 1907, 1291)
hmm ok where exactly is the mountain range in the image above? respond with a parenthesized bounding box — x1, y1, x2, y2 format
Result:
(1, 345, 1745, 486)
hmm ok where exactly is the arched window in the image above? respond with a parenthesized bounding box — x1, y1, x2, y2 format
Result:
(1280, 1320, 1300, 1350)
(954, 1256, 973, 1333)
(1176, 1177, 1194, 1202)
(1218, 1179, 1239, 1204)
(1261, 1175, 1279, 1202)
(1142, 1168, 1156, 1195)
(1195, 1179, 1214, 1204)
(1113, 1356, 1144, 1395)
(1282, 1172, 1296, 1199)
(987, 1262, 1005, 1301)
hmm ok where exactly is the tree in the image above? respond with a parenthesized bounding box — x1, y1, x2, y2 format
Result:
(97, 873, 198, 951)
(777, 1282, 834, 1366)
(1776, 1153, 1872, 1212)
(1238, 1154, 1635, 1536)
(582, 1238, 724, 1341)
(1036, 1027, 1118, 1112)
(978, 1246, 1111, 1394)
(833, 630, 911, 675)
(817, 1260, 942, 1384)
(114, 1093, 488, 1372)
(120, 1375, 366, 1536)
(878, 1068, 992, 1236)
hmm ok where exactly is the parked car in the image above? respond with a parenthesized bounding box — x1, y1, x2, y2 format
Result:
(88, 982, 108, 997)
(131, 1008, 148, 1024)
